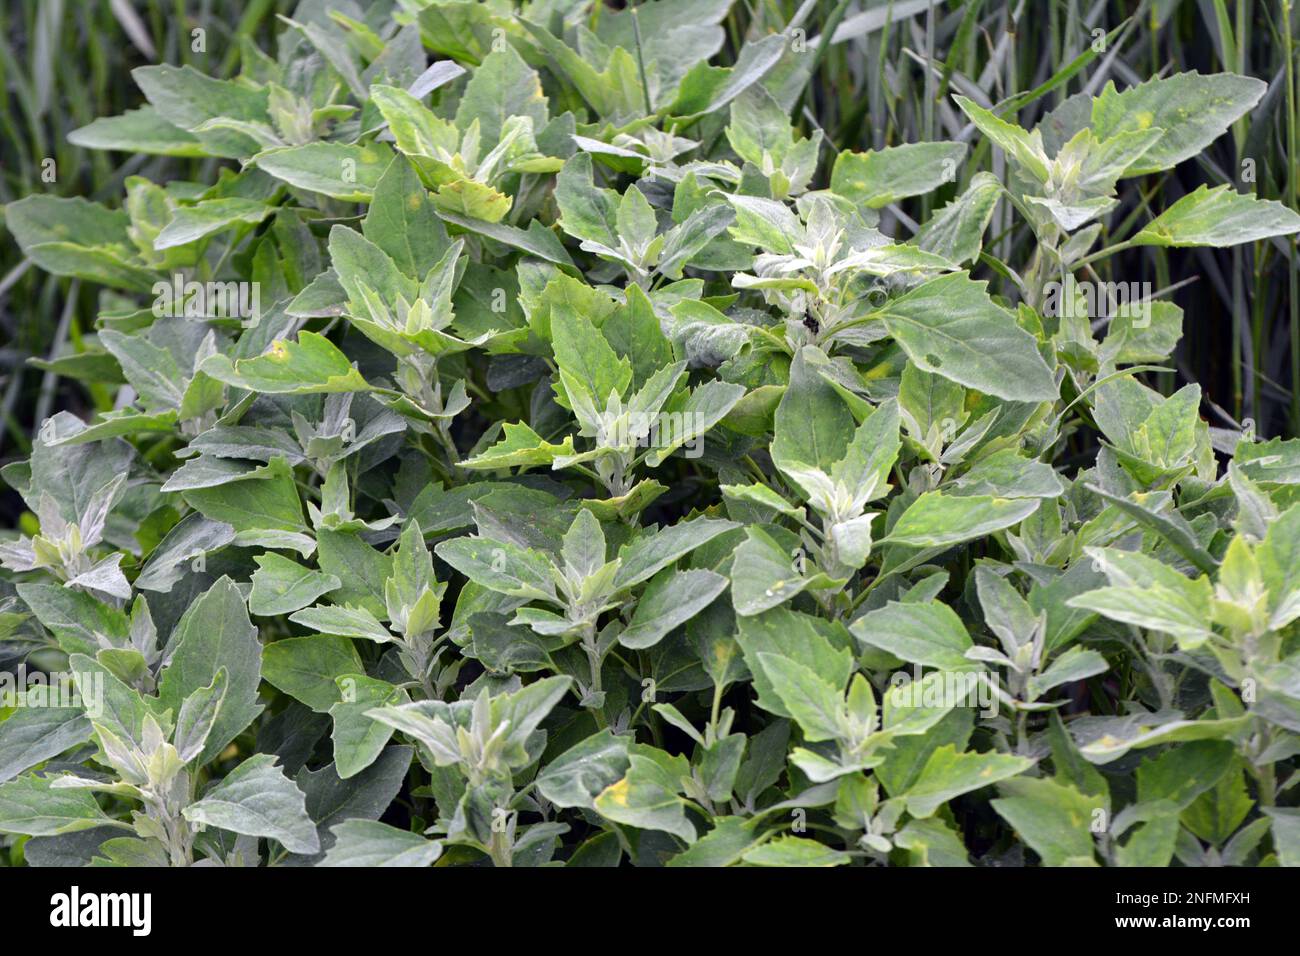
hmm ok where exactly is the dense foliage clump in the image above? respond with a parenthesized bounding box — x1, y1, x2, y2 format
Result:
(3, 1, 1300, 868)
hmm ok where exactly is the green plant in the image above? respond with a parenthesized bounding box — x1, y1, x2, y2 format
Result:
(2, 0, 1300, 869)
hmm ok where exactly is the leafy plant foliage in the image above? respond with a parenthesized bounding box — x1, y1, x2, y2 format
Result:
(2, 1, 1300, 869)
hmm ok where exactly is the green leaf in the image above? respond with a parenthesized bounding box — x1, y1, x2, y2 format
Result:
(730, 525, 816, 616)
(320, 819, 442, 867)
(1136, 741, 1234, 810)
(1069, 547, 1215, 647)
(905, 745, 1034, 818)
(16, 583, 128, 657)
(0, 774, 117, 836)
(831, 142, 967, 208)
(554, 153, 620, 248)
(290, 604, 393, 643)
(771, 346, 857, 472)
(0, 708, 92, 784)
(645, 379, 746, 466)
(455, 44, 549, 147)
(435, 536, 557, 602)
(294, 745, 415, 856)
(363, 158, 451, 278)
(157, 577, 263, 765)
(895, 817, 972, 866)
(252, 142, 394, 201)
(721, 481, 803, 517)
(317, 530, 395, 619)
(850, 600, 976, 670)
(1133, 185, 1300, 248)
(1259, 502, 1300, 627)
(551, 299, 632, 410)
(664, 298, 752, 365)
(249, 552, 341, 617)
(723, 194, 802, 255)
(4, 196, 156, 292)
(620, 568, 729, 649)
(432, 178, 512, 223)
(617, 184, 658, 256)
(1027, 647, 1108, 700)
(330, 676, 405, 779)
(755, 653, 845, 743)
(832, 398, 901, 501)
(173, 670, 228, 765)
(1263, 808, 1300, 868)
(458, 421, 577, 470)
(737, 608, 854, 719)
(131, 64, 269, 158)
(669, 33, 787, 119)
(154, 198, 273, 250)
(1111, 811, 1177, 867)
(953, 95, 1050, 182)
(369, 83, 458, 161)
(263, 636, 363, 713)
(181, 458, 306, 533)
(67, 654, 152, 749)
(666, 816, 764, 867)
(991, 776, 1101, 865)
(183, 754, 319, 855)
(951, 449, 1064, 499)
(658, 202, 736, 279)
(876, 274, 1058, 402)
(489, 676, 573, 759)
(437, 203, 572, 261)
(1181, 762, 1252, 846)
(200, 332, 371, 394)
(886, 492, 1039, 548)
(613, 516, 739, 590)
(1090, 72, 1266, 176)
(594, 750, 695, 843)
(727, 85, 798, 166)
(68, 106, 203, 156)
(742, 835, 851, 867)
(1072, 712, 1250, 764)
(603, 284, 676, 389)
(915, 172, 1002, 265)
(519, 22, 644, 125)
(536, 730, 631, 809)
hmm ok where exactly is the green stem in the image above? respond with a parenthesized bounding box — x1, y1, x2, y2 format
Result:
(581, 624, 607, 729)
(488, 822, 513, 868)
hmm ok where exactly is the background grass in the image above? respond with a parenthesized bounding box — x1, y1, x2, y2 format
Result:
(0, 0, 1296, 469)
(0, 0, 290, 466)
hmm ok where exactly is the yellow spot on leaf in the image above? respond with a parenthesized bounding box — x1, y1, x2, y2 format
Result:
(600, 777, 631, 807)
